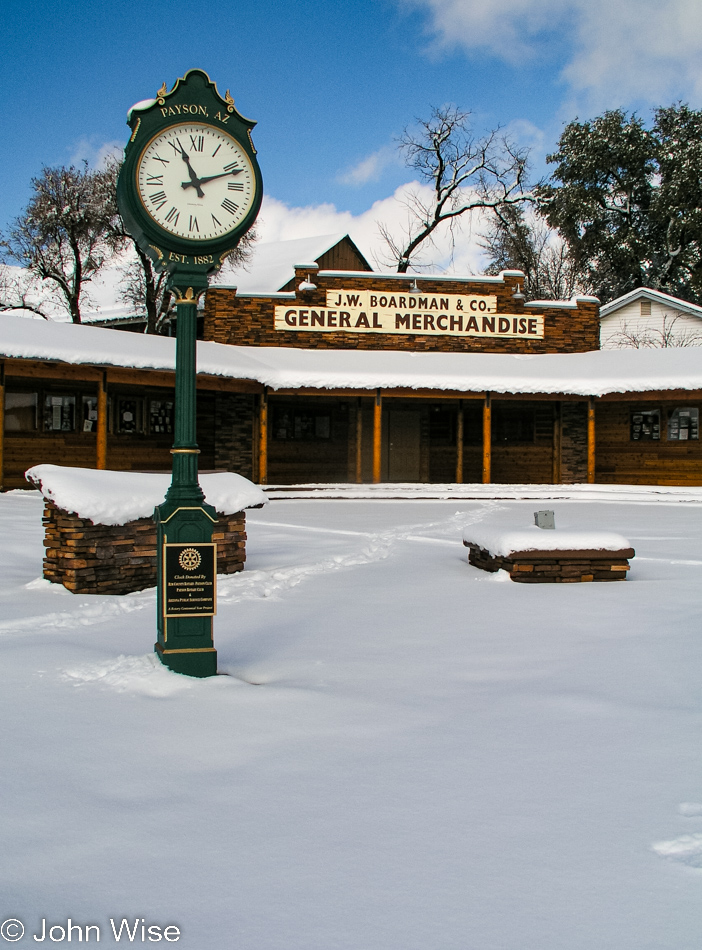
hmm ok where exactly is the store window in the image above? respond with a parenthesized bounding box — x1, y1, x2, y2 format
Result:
(429, 407, 456, 444)
(116, 397, 144, 434)
(149, 399, 174, 435)
(4, 392, 38, 432)
(44, 394, 76, 432)
(667, 407, 699, 441)
(272, 407, 332, 441)
(630, 409, 660, 441)
(492, 407, 535, 444)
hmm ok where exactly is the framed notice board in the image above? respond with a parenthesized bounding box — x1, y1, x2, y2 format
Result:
(667, 407, 699, 441)
(630, 409, 660, 441)
(163, 542, 217, 618)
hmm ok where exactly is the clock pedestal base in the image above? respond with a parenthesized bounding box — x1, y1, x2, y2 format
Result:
(155, 500, 218, 678)
(155, 278, 218, 678)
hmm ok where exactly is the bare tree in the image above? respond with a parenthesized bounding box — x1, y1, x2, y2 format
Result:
(0, 265, 51, 318)
(606, 313, 702, 348)
(1, 164, 116, 323)
(378, 106, 532, 272)
(481, 204, 590, 300)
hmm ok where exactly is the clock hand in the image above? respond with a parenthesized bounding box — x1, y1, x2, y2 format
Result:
(181, 169, 243, 190)
(179, 145, 205, 198)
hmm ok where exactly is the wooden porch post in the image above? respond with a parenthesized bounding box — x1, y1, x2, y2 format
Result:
(0, 362, 5, 491)
(373, 389, 382, 484)
(482, 393, 491, 484)
(456, 400, 464, 484)
(552, 400, 562, 484)
(587, 396, 596, 484)
(355, 397, 363, 483)
(259, 387, 268, 485)
(96, 372, 108, 470)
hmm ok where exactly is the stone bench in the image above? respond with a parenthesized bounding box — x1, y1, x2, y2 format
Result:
(463, 540, 635, 583)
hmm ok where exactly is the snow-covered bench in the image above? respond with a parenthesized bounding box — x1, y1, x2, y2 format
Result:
(463, 524, 635, 583)
(26, 465, 267, 595)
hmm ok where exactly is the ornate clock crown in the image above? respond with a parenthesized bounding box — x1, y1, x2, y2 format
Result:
(117, 69, 263, 278)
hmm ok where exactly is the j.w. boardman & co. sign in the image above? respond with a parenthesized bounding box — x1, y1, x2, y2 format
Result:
(274, 290, 544, 339)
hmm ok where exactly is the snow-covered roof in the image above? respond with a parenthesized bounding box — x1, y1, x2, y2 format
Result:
(600, 287, 702, 321)
(212, 233, 364, 293)
(5, 313, 702, 397)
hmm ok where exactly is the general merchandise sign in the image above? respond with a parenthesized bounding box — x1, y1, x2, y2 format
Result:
(274, 289, 544, 339)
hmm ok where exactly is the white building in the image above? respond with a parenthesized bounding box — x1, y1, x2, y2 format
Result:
(600, 287, 702, 348)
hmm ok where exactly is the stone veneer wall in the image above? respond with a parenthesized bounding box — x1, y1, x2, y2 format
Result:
(560, 402, 589, 483)
(204, 269, 601, 355)
(214, 392, 256, 480)
(465, 542, 634, 583)
(42, 502, 248, 595)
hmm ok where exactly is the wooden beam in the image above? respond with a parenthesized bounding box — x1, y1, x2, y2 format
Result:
(587, 396, 596, 484)
(270, 387, 488, 400)
(456, 400, 464, 484)
(595, 389, 702, 402)
(552, 401, 561, 484)
(1, 359, 261, 393)
(5, 361, 103, 383)
(96, 372, 108, 470)
(258, 388, 268, 485)
(196, 376, 263, 393)
(0, 362, 5, 491)
(355, 397, 363, 484)
(482, 393, 491, 484)
(264, 386, 597, 402)
(373, 389, 382, 484)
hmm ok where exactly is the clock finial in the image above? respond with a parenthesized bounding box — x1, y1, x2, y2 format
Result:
(157, 82, 168, 104)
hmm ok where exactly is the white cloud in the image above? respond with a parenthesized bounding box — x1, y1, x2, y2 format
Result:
(399, 0, 702, 107)
(337, 146, 399, 186)
(255, 186, 490, 275)
(68, 138, 123, 169)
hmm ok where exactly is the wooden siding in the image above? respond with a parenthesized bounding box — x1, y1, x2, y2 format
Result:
(265, 397, 352, 484)
(596, 400, 702, 485)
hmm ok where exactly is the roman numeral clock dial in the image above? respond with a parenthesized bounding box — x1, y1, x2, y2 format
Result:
(136, 123, 256, 242)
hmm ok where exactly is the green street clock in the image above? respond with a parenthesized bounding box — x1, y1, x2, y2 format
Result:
(116, 69, 263, 678)
(117, 69, 262, 277)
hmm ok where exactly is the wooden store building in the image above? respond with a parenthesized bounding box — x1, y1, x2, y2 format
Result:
(3, 235, 702, 490)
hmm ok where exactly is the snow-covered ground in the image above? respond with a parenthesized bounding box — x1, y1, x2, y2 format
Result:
(1, 488, 701, 949)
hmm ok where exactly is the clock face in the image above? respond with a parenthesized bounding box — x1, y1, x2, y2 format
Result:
(136, 123, 257, 242)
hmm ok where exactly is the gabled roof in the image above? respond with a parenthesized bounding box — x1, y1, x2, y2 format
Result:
(212, 233, 371, 294)
(600, 286, 702, 320)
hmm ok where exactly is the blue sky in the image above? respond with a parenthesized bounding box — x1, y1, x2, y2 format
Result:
(4, 0, 702, 270)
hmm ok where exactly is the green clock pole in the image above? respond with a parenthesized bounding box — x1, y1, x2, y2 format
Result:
(115, 70, 263, 677)
(155, 271, 218, 677)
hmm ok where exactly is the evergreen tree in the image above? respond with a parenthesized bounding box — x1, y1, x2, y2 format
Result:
(538, 105, 702, 305)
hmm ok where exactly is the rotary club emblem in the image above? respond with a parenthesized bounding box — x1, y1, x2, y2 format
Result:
(178, 547, 202, 571)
